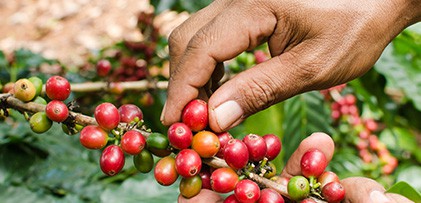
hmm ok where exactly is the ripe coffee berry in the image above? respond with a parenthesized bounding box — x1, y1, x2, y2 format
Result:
(96, 59, 112, 77)
(191, 131, 220, 158)
(263, 134, 282, 161)
(199, 167, 212, 190)
(95, 102, 120, 130)
(258, 188, 284, 203)
(211, 167, 239, 193)
(224, 194, 241, 203)
(45, 76, 71, 101)
(318, 171, 340, 188)
(182, 99, 208, 131)
(243, 134, 267, 162)
(118, 104, 143, 123)
(79, 125, 108, 149)
(175, 149, 202, 178)
(167, 122, 193, 150)
(300, 149, 328, 178)
(120, 130, 146, 155)
(224, 139, 249, 170)
(216, 132, 233, 158)
(234, 179, 261, 203)
(100, 145, 125, 176)
(13, 78, 36, 102)
(154, 156, 178, 186)
(321, 181, 345, 203)
(45, 100, 69, 122)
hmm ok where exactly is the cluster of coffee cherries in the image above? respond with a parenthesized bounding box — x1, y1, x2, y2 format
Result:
(287, 149, 345, 203)
(321, 84, 398, 175)
(154, 99, 285, 202)
(2, 76, 74, 134)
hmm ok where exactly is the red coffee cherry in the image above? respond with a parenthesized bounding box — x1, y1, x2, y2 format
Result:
(45, 76, 71, 101)
(95, 102, 120, 130)
(79, 125, 108, 149)
(258, 188, 285, 203)
(175, 149, 202, 178)
(318, 171, 340, 189)
(300, 198, 317, 203)
(154, 156, 178, 186)
(96, 59, 112, 77)
(216, 132, 233, 158)
(224, 194, 241, 203)
(167, 122, 193, 150)
(118, 104, 143, 123)
(191, 131, 220, 158)
(120, 130, 146, 155)
(321, 181, 345, 203)
(234, 179, 261, 203)
(263, 134, 282, 161)
(300, 149, 328, 178)
(100, 145, 125, 176)
(211, 168, 239, 193)
(181, 99, 208, 132)
(199, 166, 212, 190)
(45, 100, 69, 122)
(224, 139, 249, 170)
(243, 134, 267, 162)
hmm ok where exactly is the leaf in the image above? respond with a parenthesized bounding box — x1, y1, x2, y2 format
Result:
(328, 148, 365, 178)
(379, 127, 421, 162)
(282, 91, 333, 161)
(386, 181, 421, 202)
(396, 166, 421, 192)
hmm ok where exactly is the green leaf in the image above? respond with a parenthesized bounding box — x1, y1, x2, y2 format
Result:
(282, 91, 333, 161)
(396, 166, 421, 192)
(380, 127, 421, 162)
(386, 181, 421, 202)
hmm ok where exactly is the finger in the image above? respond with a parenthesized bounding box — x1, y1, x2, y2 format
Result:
(341, 177, 413, 203)
(178, 189, 223, 203)
(280, 133, 334, 178)
(162, 1, 277, 126)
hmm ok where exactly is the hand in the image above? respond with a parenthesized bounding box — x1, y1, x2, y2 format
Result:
(178, 133, 413, 203)
(161, 0, 421, 132)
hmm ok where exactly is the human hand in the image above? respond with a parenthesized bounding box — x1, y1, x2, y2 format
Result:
(161, 0, 421, 132)
(178, 133, 413, 203)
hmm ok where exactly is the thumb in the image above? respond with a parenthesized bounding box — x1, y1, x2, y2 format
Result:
(208, 48, 320, 132)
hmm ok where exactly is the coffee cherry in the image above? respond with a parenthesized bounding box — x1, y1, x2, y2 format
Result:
(3, 82, 14, 93)
(234, 179, 261, 203)
(321, 181, 345, 203)
(118, 104, 143, 123)
(300, 198, 317, 203)
(287, 176, 310, 201)
(192, 131, 220, 158)
(318, 171, 340, 189)
(45, 100, 69, 122)
(96, 59, 112, 77)
(300, 149, 327, 178)
(154, 156, 178, 186)
(224, 194, 241, 203)
(263, 134, 282, 161)
(28, 76, 43, 97)
(224, 139, 249, 170)
(13, 79, 36, 102)
(258, 188, 284, 203)
(199, 166, 212, 190)
(179, 175, 202, 199)
(182, 99, 208, 131)
(216, 132, 233, 158)
(133, 149, 154, 173)
(45, 76, 71, 101)
(146, 132, 169, 150)
(243, 134, 267, 162)
(210, 168, 239, 193)
(264, 161, 277, 179)
(79, 125, 108, 149)
(94, 102, 120, 130)
(167, 122, 192, 150)
(32, 96, 47, 105)
(121, 130, 146, 155)
(29, 112, 52, 134)
(100, 145, 125, 176)
(175, 149, 202, 178)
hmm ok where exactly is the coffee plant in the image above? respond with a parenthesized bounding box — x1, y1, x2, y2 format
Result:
(0, 2, 421, 203)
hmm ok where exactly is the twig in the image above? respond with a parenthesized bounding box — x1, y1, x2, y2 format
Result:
(67, 80, 168, 93)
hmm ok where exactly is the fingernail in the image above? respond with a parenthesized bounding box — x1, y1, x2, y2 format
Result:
(213, 100, 243, 130)
(160, 102, 167, 123)
(370, 190, 390, 203)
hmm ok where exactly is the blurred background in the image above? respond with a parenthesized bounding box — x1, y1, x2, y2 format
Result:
(0, 0, 420, 202)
